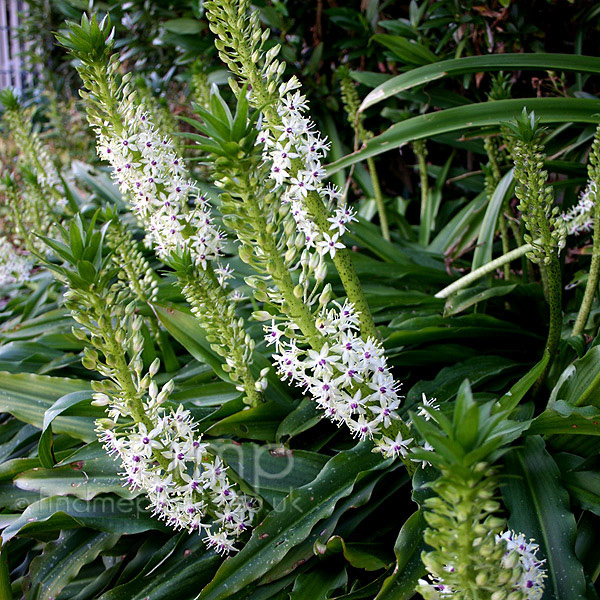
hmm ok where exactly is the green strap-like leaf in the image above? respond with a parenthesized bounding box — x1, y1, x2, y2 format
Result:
(327, 98, 600, 174)
(197, 443, 385, 600)
(0, 372, 94, 442)
(24, 529, 119, 600)
(360, 53, 600, 111)
(2, 496, 168, 542)
(502, 435, 587, 600)
(38, 390, 99, 468)
(472, 169, 515, 271)
(375, 510, 428, 600)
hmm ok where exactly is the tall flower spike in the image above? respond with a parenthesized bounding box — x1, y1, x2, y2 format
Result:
(411, 381, 546, 600)
(57, 14, 263, 406)
(41, 214, 257, 553)
(505, 109, 563, 382)
(205, 0, 379, 341)
(192, 81, 413, 467)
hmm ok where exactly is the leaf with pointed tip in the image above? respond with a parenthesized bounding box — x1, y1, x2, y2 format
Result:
(502, 436, 587, 600)
(359, 53, 600, 111)
(2, 495, 168, 542)
(197, 443, 384, 600)
(24, 529, 120, 600)
(327, 98, 600, 174)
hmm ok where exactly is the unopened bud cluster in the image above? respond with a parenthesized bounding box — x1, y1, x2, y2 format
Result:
(512, 137, 566, 264)
(417, 462, 545, 600)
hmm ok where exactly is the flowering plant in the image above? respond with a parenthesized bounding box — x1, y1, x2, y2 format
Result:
(0, 2, 599, 599)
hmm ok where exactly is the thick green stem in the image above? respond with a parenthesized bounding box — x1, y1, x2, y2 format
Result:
(242, 183, 324, 349)
(435, 242, 535, 299)
(366, 156, 390, 242)
(573, 206, 600, 335)
(303, 188, 379, 340)
(537, 255, 562, 388)
(414, 140, 430, 246)
(228, 40, 379, 341)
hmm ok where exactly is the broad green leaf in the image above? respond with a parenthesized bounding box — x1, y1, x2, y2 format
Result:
(38, 390, 99, 468)
(162, 18, 202, 34)
(386, 313, 538, 347)
(528, 401, 600, 436)
(549, 346, 600, 407)
(406, 355, 519, 406)
(0, 372, 94, 442)
(197, 443, 384, 600)
(210, 440, 328, 507)
(261, 463, 401, 585)
(15, 453, 137, 501)
(497, 354, 550, 412)
(24, 530, 119, 600)
(375, 510, 428, 600)
(206, 401, 290, 442)
(360, 53, 600, 111)
(2, 496, 168, 541)
(276, 399, 321, 441)
(472, 169, 515, 270)
(153, 304, 231, 382)
(324, 536, 390, 571)
(98, 537, 220, 600)
(372, 34, 437, 65)
(327, 98, 600, 174)
(289, 565, 347, 600)
(443, 284, 517, 317)
(555, 454, 600, 516)
(428, 192, 487, 256)
(502, 436, 587, 600)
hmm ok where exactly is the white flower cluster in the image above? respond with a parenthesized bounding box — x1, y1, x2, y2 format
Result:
(561, 182, 596, 236)
(97, 105, 224, 268)
(497, 530, 547, 599)
(257, 77, 357, 256)
(267, 300, 411, 459)
(0, 236, 31, 286)
(95, 358, 257, 554)
(418, 530, 546, 599)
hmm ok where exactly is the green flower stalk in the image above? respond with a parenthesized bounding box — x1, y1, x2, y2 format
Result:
(337, 65, 390, 241)
(204, 0, 379, 341)
(506, 110, 565, 378)
(40, 215, 257, 553)
(191, 84, 415, 469)
(103, 211, 165, 349)
(411, 381, 546, 600)
(57, 15, 264, 406)
(413, 138, 431, 245)
(573, 124, 600, 336)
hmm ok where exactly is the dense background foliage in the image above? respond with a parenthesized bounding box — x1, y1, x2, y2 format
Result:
(1, 1, 600, 599)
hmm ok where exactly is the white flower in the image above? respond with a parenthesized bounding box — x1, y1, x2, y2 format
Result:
(318, 232, 345, 259)
(0, 237, 32, 286)
(375, 432, 414, 459)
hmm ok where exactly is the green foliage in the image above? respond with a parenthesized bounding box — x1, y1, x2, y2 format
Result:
(2, 1, 600, 599)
